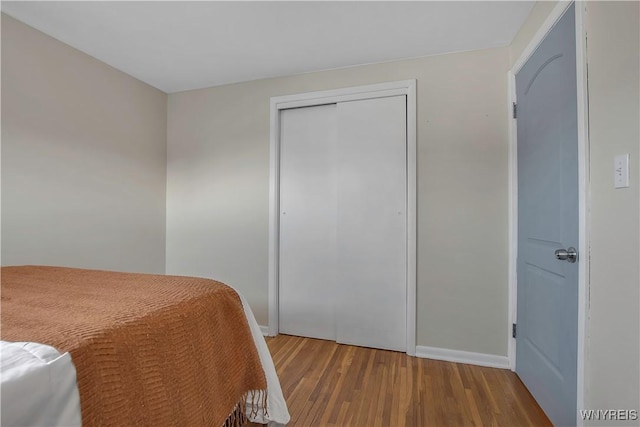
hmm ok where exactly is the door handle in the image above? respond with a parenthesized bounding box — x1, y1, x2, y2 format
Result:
(555, 247, 577, 263)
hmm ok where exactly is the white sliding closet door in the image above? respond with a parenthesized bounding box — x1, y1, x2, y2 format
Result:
(279, 104, 338, 340)
(335, 96, 407, 351)
(279, 96, 407, 351)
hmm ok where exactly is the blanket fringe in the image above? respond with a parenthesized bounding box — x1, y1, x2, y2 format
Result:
(222, 389, 268, 427)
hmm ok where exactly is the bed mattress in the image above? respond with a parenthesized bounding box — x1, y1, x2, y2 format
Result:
(1, 267, 289, 425)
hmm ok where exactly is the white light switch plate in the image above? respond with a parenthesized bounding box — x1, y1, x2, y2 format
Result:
(614, 154, 630, 188)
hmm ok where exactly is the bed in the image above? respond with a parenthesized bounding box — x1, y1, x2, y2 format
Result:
(0, 266, 290, 427)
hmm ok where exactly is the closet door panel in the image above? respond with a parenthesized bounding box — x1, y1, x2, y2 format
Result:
(335, 96, 407, 351)
(278, 104, 337, 340)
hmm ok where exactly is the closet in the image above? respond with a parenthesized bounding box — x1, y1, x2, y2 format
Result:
(278, 94, 408, 352)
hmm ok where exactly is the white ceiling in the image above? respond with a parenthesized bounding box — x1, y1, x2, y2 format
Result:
(2, 1, 534, 94)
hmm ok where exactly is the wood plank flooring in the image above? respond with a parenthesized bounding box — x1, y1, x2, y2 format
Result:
(262, 334, 551, 427)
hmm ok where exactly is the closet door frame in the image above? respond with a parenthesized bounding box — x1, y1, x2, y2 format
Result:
(268, 80, 417, 356)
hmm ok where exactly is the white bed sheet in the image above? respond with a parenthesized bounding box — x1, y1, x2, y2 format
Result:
(0, 296, 290, 427)
(238, 292, 290, 426)
(1, 341, 82, 427)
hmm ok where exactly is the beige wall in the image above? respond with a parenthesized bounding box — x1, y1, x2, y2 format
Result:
(167, 47, 511, 356)
(1, 14, 167, 273)
(584, 2, 640, 422)
(510, 1, 640, 420)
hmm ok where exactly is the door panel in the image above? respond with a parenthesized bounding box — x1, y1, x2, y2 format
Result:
(279, 104, 337, 340)
(335, 96, 407, 351)
(516, 4, 578, 426)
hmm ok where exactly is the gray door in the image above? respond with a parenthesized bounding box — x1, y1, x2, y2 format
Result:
(515, 4, 579, 426)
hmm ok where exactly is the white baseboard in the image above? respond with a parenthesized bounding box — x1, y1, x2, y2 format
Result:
(257, 330, 508, 368)
(415, 345, 510, 369)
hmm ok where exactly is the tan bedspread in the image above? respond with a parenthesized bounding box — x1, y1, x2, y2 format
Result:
(1, 266, 267, 427)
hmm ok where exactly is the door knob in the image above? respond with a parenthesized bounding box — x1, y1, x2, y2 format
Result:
(555, 247, 577, 263)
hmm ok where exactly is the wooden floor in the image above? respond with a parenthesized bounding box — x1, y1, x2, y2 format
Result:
(263, 334, 551, 427)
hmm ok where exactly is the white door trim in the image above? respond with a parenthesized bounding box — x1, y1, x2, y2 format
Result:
(268, 80, 417, 356)
(507, 2, 590, 425)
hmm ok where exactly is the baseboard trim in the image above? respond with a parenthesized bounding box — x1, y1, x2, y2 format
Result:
(415, 345, 510, 369)
(259, 325, 270, 337)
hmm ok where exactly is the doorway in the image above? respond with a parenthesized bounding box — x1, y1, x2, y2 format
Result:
(268, 81, 417, 355)
(509, 2, 590, 425)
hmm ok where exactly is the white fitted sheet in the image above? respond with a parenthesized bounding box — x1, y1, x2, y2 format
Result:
(1, 341, 82, 427)
(238, 292, 290, 426)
